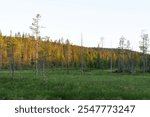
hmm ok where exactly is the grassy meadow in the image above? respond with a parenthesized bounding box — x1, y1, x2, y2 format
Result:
(0, 69, 150, 100)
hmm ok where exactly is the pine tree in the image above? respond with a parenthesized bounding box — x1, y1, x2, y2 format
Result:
(118, 35, 126, 72)
(139, 32, 149, 73)
(30, 14, 41, 78)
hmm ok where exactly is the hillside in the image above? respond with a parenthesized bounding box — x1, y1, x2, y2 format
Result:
(0, 34, 149, 73)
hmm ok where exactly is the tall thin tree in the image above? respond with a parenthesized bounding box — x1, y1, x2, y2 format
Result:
(65, 39, 70, 74)
(30, 14, 41, 78)
(7, 31, 15, 79)
(139, 31, 149, 73)
(118, 35, 126, 72)
(80, 33, 84, 74)
(110, 40, 113, 72)
(0, 33, 3, 70)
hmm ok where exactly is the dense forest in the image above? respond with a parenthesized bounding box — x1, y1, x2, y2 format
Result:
(0, 32, 150, 75)
(0, 14, 150, 78)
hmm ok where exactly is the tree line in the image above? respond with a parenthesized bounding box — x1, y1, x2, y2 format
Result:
(0, 14, 150, 79)
(0, 32, 149, 73)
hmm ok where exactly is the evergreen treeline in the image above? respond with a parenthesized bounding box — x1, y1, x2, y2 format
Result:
(1, 33, 149, 74)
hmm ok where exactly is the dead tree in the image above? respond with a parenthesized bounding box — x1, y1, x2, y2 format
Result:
(110, 40, 113, 72)
(0, 36, 2, 70)
(139, 31, 149, 73)
(7, 32, 15, 79)
(118, 36, 126, 72)
(80, 33, 84, 74)
(30, 14, 41, 78)
(65, 39, 70, 74)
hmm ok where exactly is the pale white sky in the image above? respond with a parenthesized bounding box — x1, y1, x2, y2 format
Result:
(0, 0, 150, 51)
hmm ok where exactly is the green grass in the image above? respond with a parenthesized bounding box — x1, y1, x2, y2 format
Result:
(0, 69, 150, 100)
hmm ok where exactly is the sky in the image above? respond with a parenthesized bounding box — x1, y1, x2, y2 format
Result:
(0, 0, 150, 51)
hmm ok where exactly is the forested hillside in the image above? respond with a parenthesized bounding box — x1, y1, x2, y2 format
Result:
(0, 33, 149, 74)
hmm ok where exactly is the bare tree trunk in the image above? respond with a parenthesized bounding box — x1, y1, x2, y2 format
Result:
(110, 55, 112, 72)
(42, 58, 46, 78)
(122, 52, 125, 72)
(9, 45, 15, 80)
(80, 33, 84, 75)
(66, 49, 69, 74)
(129, 51, 135, 74)
(0, 53, 2, 70)
(30, 14, 41, 78)
(65, 40, 70, 74)
(143, 54, 146, 73)
(145, 54, 148, 72)
(110, 47, 113, 72)
(35, 39, 38, 78)
(10, 62, 15, 80)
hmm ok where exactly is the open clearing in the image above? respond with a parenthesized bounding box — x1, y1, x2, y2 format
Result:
(0, 70, 150, 100)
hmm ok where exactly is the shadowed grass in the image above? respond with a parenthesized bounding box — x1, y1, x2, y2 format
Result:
(0, 69, 150, 99)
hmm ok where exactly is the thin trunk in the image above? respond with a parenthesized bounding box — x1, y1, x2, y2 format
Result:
(42, 59, 46, 77)
(80, 33, 83, 75)
(10, 45, 15, 80)
(143, 54, 145, 73)
(35, 38, 38, 78)
(0, 53, 2, 70)
(131, 52, 135, 74)
(110, 41, 113, 72)
(66, 49, 69, 74)
(66, 43, 69, 74)
(110, 55, 112, 72)
(123, 51, 125, 72)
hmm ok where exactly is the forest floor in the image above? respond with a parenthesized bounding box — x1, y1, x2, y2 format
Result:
(0, 69, 150, 100)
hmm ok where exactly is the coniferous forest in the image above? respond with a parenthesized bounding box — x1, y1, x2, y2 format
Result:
(1, 14, 150, 99)
(0, 32, 150, 74)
